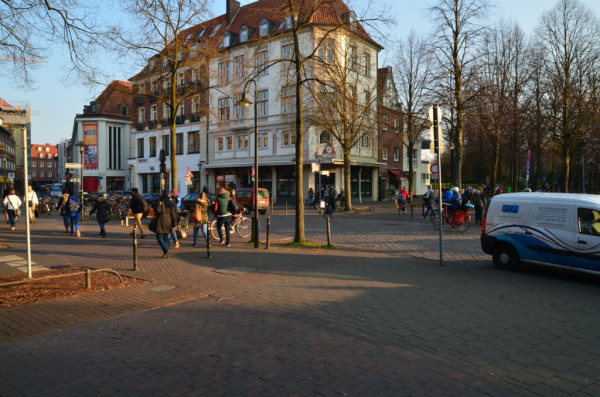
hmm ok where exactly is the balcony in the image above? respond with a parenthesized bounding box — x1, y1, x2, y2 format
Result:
(161, 118, 172, 126)
(190, 113, 201, 122)
(177, 86, 186, 95)
(175, 115, 186, 125)
(135, 123, 145, 131)
(134, 96, 145, 105)
(149, 120, 157, 128)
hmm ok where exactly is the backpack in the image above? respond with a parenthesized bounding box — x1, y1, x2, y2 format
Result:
(68, 197, 80, 213)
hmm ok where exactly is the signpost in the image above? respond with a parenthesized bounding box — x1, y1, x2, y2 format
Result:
(65, 163, 83, 168)
(429, 105, 444, 267)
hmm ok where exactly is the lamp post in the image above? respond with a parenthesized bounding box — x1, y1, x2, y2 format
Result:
(239, 78, 259, 248)
(1, 155, 5, 199)
(316, 151, 322, 213)
(76, 141, 85, 220)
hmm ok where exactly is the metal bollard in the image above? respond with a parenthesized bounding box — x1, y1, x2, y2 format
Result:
(206, 226, 211, 258)
(266, 216, 270, 249)
(85, 268, 91, 289)
(285, 199, 288, 215)
(326, 215, 332, 246)
(132, 226, 139, 271)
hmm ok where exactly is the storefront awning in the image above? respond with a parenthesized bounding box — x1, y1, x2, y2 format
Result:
(389, 169, 403, 181)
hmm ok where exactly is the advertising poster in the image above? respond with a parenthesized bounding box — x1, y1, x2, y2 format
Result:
(83, 123, 98, 168)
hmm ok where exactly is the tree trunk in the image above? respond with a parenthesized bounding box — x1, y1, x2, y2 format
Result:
(452, 107, 463, 187)
(293, 60, 304, 243)
(491, 130, 500, 197)
(344, 148, 352, 211)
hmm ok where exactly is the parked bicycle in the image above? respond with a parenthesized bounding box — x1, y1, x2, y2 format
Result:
(209, 214, 252, 240)
(432, 203, 472, 232)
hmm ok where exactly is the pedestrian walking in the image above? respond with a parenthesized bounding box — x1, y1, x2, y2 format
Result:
(215, 185, 232, 246)
(151, 190, 179, 258)
(422, 185, 436, 219)
(26, 186, 39, 224)
(65, 192, 82, 237)
(190, 192, 210, 246)
(2, 183, 13, 223)
(89, 193, 112, 237)
(3, 188, 22, 230)
(56, 189, 70, 233)
(472, 188, 485, 226)
(129, 187, 147, 238)
(168, 190, 180, 248)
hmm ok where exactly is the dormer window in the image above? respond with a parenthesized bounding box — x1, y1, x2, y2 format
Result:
(348, 11, 357, 29)
(37, 147, 41, 151)
(45, 147, 49, 152)
(198, 28, 206, 38)
(259, 20, 269, 37)
(240, 26, 248, 42)
(285, 16, 293, 29)
(223, 32, 231, 47)
(210, 23, 222, 37)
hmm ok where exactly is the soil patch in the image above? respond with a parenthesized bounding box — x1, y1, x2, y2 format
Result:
(0, 267, 148, 309)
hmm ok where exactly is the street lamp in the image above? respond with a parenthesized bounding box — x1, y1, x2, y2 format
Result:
(239, 78, 259, 248)
(1, 156, 6, 199)
(76, 141, 85, 220)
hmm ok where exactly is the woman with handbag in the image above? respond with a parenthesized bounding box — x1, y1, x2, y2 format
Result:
(89, 193, 112, 238)
(151, 190, 179, 258)
(3, 188, 22, 230)
(55, 189, 70, 233)
(190, 192, 210, 247)
(26, 186, 39, 224)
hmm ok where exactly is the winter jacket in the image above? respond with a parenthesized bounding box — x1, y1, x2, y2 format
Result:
(56, 194, 69, 214)
(130, 193, 146, 214)
(65, 195, 82, 216)
(153, 198, 178, 233)
(90, 198, 112, 223)
(215, 192, 232, 217)
(195, 197, 210, 224)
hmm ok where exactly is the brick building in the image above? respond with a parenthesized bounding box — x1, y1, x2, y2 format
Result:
(30, 143, 59, 187)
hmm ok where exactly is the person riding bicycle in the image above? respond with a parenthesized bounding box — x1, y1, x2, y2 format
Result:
(337, 188, 346, 210)
(422, 185, 436, 219)
(446, 187, 462, 221)
(228, 189, 245, 220)
(396, 186, 409, 213)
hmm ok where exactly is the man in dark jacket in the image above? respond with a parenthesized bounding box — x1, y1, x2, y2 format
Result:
(153, 190, 179, 258)
(130, 187, 147, 238)
(215, 186, 232, 246)
(89, 193, 112, 237)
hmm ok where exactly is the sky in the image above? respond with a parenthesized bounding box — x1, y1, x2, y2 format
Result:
(2, 0, 599, 146)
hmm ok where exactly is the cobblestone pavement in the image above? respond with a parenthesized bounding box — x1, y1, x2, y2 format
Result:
(1, 203, 600, 396)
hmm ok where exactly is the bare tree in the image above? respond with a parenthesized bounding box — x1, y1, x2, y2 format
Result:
(0, 1, 113, 86)
(536, 0, 600, 192)
(429, 0, 492, 188)
(118, 0, 212, 194)
(394, 31, 433, 198)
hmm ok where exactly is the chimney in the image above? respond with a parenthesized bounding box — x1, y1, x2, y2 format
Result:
(226, 0, 240, 23)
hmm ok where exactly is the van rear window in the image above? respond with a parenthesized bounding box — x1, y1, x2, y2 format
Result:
(258, 190, 268, 199)
(237, 192, 251, 199)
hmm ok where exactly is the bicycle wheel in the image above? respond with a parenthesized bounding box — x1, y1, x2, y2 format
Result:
(432, 213, 440, 229)
(210, 220, 223, 240)
(236, 216, 252, 238)
(454, 213, 470, 233)
(429, 211, 436, 223)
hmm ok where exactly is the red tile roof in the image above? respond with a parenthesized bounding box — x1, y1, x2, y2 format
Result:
(84, 80, 132, 118)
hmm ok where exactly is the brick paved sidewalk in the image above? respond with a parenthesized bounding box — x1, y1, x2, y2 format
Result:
(2, 210, 600, 395)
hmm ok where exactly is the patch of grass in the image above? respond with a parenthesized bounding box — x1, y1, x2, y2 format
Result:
(285, 241, 336, 249)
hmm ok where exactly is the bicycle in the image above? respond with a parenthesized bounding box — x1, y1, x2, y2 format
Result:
(323, 199, 335, 217)
(210, 214, 252, 240)
(432, 203, 471, 232)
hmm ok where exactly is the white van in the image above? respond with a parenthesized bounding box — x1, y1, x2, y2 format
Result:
(481, 193, 600, 273)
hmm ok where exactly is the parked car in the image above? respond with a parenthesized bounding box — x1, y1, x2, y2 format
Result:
(235, 188, 269, 214)
(481, 192, 600, 273)
(142, 193, 160, 206)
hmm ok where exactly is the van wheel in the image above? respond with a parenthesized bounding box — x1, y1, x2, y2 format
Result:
(259, 210, 266, 215)
(492, 244, 520, 270)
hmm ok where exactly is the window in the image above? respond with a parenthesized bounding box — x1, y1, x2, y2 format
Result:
(32, 170, 36, 177)
(47, 161, 52, 167)
(45, 147, 49, 152)
(188, 131, 200, 153)
(151, 81, 158, 95)
(39, 160, 44, 167)
(395, 119, 401, 133)
(178, 72, 184, 86)
(151, 105, 158, 122)
(219, 98, 231, 120)
(348, 85, 357, 113)
(163, 104, 169, 120)
(223, 33, 231, 47)
(48, 171, 52, 177)
(256, 50, 268, 75)
(259, 20, 269, 36)
(320, 131, 331, 144)
(238, 134, 249, 150)
(137, 138, 144, 158)
(258, 132, 269, 148)
(285, 15, 294, 29)
(361, 135, 370, 148)
(210, 23, 221, 37)
(40, 170, 44, 177)
(176, 133, 183, 154)
(234, 94, 246, 119)
(178, 102, 184, 117)
(240, 26, 248, 42)
(382, 115, 388, 131)
(394, 147, 400, 162)
(219, 62, 231, 83)
(163, 80, 169, 93)
(39, 153, 43, 158)
(578, 208, 600, 236)
(363, 53, 371, 75)
(282, 130, 296, 147)
(138, 107, 145, 123)
(382, 146, 388, 160)
(421, 173, 428, 185)
(234, 55, 245, 79)
(108, 126, 122, 170)
(217, 136, 233, 152)
(121, 105, 128, 116)
(162, 135, 170, 156)
(318, 38, 335, 63)
(257, 90, 268, 116)
(281, 85, 296, 113)
(282, 43, 294, 59)
(32, 161, 36, 167)
(37, 147, 41, 151)
(149, 137, 157, 157)
(349, 46, 357, 71)
(412, 149, 418, 166)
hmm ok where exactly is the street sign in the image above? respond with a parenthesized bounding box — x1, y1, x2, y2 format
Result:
(185, 177, 193, 185)
(8, 172, 15, 178)
(430, 164, 439, 174)
(431, 174, 439, 180)
(184, 168, 193, 178)
(323, 142, 335, 155)
(65, 163, 82, 168)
